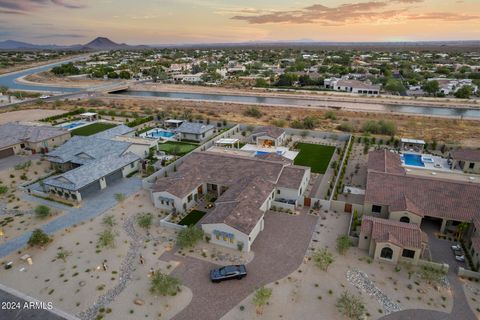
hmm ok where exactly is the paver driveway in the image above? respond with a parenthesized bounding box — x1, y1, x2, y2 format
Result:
(162, 211, 318, 320)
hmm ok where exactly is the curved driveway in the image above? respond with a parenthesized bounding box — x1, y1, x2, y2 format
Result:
(161, 211, 318, 320)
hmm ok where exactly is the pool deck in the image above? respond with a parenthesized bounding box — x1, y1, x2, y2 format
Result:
(240, 144, 298, 160)
(401, 152, 480, 183)
(139, 127, 177, 141)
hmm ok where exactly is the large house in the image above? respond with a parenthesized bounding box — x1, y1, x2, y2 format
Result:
(42, 126, 145, 202)
(175, 122, 215, 142)
(325, 78, 380, 95)
(361, 149, 480, 264)
(151, 151, 310, 252)
(0, 122, 70, 158)
(249, 126, 286, 147)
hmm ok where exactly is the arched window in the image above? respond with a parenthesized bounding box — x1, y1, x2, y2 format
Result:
(380, 247, 393, 260)
(400, 216, 410, 223)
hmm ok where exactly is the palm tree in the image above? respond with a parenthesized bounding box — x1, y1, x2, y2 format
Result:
(456, 222, 470, 241)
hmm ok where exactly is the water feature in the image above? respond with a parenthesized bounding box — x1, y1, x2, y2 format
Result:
(113, 90, 480, 119)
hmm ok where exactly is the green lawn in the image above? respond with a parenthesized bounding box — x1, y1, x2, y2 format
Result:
(71, 123, 117, 136)
(293, 143, 336, 174)
(158, 141, 198, 156)
(178, 210, 207, 226)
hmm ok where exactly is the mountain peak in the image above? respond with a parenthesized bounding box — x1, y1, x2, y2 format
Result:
(84, 37, 123, 49)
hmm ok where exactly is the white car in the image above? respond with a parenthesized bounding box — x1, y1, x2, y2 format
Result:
(451, 244, 461, 251)
(40, 95, 50, 99)
(455, 255, 465, 262)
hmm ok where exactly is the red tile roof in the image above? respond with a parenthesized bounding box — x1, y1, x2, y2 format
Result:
(361, 216, 426, 249)
(367, 150, 405, 175)
(366, 150, 480, 222)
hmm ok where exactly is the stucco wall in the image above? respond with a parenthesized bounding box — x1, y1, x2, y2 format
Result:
(202, 223, 250, 251)
(389, 210, 422, 225)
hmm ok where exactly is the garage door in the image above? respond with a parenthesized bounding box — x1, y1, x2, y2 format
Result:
(79, 181, 101, 198)
(0, 148, 14, 159)
(105, 169, 123, 185)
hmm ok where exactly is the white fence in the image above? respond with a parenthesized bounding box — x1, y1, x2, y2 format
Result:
(160, 213, 187, 231)
(271, 200, 295, 212)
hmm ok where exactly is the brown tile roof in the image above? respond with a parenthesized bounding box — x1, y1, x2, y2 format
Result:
(277, 166, 308, 190)
(152, 151, 285, 198)
(365, 170, 480, 221)
(367, 150, 405, 174)
(153, 151, 308, 234)
(361, 216, 426, 249)
(366, 150, 480, 222)
(255, 152, 292, 164)
(252, 126, 285, 139)
(450, 149, 480, 162)
(201, 176, 274, 234)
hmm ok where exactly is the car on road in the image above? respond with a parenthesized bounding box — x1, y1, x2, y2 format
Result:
(210, 265, 247, 283)
(455, 255, 465, 262)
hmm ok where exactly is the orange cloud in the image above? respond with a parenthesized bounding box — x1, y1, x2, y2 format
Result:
(231, 1, 479, 25)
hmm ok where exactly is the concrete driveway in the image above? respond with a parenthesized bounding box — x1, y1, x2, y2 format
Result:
(161, 211, 318, 320)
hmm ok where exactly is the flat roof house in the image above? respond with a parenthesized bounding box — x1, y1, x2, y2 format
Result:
(175, 122, 215, 142)
(333, 79, 381, 95)
(151, 151, 310, 252)
(250, 126, 286, 148)
(450, 149, 480, 174)
(0, 122, 70, 159)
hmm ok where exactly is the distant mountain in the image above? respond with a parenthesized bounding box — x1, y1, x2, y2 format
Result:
(1, 37, 480, 51)
(0, 37, 149, 51)
(0, 40, 67, 50)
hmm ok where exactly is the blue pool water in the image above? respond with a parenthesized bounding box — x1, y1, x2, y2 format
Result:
(144, 129, 175, 138)
(255, 150, 284, 156)
(402, 153, 425, 167)
(61, 121, 87, 130)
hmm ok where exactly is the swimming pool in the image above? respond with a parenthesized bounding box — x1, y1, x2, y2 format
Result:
(255, 150, 284, 156)
(142, 128, 176, 139)
(402, 153, 425, 167)
(60, 121, 88, 130)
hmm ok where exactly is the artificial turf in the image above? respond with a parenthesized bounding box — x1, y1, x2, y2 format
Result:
(158, 141, 198, 156)
(178, 210, 207, 226)
(70, 123, 117, 136)
(293, 142, 336, 174)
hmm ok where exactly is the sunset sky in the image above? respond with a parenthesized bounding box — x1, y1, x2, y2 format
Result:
(1, 0, 480, 44)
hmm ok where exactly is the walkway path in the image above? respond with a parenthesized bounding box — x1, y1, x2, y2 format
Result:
(380, 221, 476, 320)
(161, 211, 318, 320)
(0, 178, 142, 258)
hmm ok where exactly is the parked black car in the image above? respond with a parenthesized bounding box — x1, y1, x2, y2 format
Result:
(210, 265, 247, 283)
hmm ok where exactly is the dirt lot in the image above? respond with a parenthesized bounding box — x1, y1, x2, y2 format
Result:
(0, 109, 67, 124)
(22, 71, 112, 88)
(68, 95, 480, 147)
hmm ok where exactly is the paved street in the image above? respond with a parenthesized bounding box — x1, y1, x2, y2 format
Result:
(161, 211, 318, 320)
(0, 177, 142, 258)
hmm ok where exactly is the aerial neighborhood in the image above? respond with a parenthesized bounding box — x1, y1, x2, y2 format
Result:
(1, 24, 480, 320)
